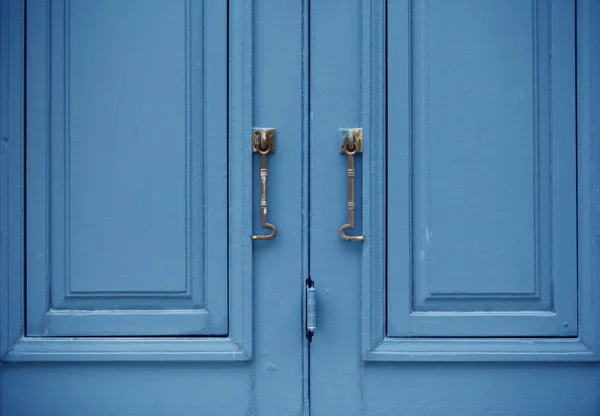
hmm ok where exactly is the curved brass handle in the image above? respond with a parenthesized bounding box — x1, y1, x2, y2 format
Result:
(252, 129, 277, 241)
(339, 129, 364, 242)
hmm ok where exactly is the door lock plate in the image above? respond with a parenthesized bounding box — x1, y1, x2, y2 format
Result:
(339, 128, 363, 153)
(252, 128, 276, 154)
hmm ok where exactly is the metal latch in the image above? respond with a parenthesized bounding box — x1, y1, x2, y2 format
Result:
(306, 278, 316, 341)
(339, 129, 364, 242)
(251, 128, 277, 240)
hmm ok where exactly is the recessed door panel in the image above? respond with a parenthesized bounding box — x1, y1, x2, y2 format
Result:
(26, 0, 228, 336)
(387, 0, 577, 337)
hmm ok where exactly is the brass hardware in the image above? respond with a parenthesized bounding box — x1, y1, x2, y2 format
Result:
(339, 129, 365, 242)
(306, 278, 316, 341)
(252, 129, 277, 240)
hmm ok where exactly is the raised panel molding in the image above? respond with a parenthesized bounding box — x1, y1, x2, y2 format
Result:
(63, 0, 196, 300)
(361, 0, 600, 362)
(0, 0, 25, 360)
(387, 0, 577, 338)
(1, 0, 254, 361)
(25, 0, 227, 337)
(412, 0, 551, 310)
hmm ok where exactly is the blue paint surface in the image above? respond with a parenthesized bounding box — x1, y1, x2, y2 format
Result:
(310, 0, 600, 415)
(26, 0, 228, 337)
(1, 0, 306, 414)
(1, 0, 600, 415)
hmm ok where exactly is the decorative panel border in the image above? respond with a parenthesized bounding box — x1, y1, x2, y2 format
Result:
(0, 0, 24, 360)
(0, 0, 253, 361)
(25, 0, 228, 337)
(360, 0, 600, 362)
(409, 0, 554, 312)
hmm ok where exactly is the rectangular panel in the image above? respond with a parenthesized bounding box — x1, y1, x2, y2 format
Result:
(26, 0, 228, 336)
(387, 0, 577, 337)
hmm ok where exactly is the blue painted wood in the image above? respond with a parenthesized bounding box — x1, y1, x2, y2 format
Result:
(227, 0, 255, 362)
(5, 337, 249, 362)
(387, 0, 577, 337)
(0, 0, 24, 360)
(3, 0, 600, 415)
(309, 1, 364, 415)
(26, 0, 228, 336)
(361, 364, 600, 416)
(2, 0, 255, 361)
(310, 0, 600, 415)
(576, 0, 600, 361)
(2, 363, 255, 415)
(361, 0, 600, 363)
(251, 0, 308, 414)
(2, 0, 307, 414)
(0, 0, 6, 358)
(300, 0, 311, 412)
(366, 337, 598, 362)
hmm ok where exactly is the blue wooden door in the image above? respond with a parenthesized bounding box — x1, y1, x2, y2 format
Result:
(1, 0, 307, 414)
(309, 1, 600, 415)
(2, 1, 600, 415)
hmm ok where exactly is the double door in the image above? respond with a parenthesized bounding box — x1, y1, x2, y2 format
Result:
(2, 0, 598, 415)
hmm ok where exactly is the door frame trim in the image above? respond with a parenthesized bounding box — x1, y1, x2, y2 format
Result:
(0, 0, 253, 362)
(361, 0, 600, 362)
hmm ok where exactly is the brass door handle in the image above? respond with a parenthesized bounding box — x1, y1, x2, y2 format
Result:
(339, 129, 364, 242)
(252, 129, 277, 240)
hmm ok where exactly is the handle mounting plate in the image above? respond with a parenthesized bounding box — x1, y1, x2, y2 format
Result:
(339, 128, 363, 154)
(252, 128, 276, 154)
